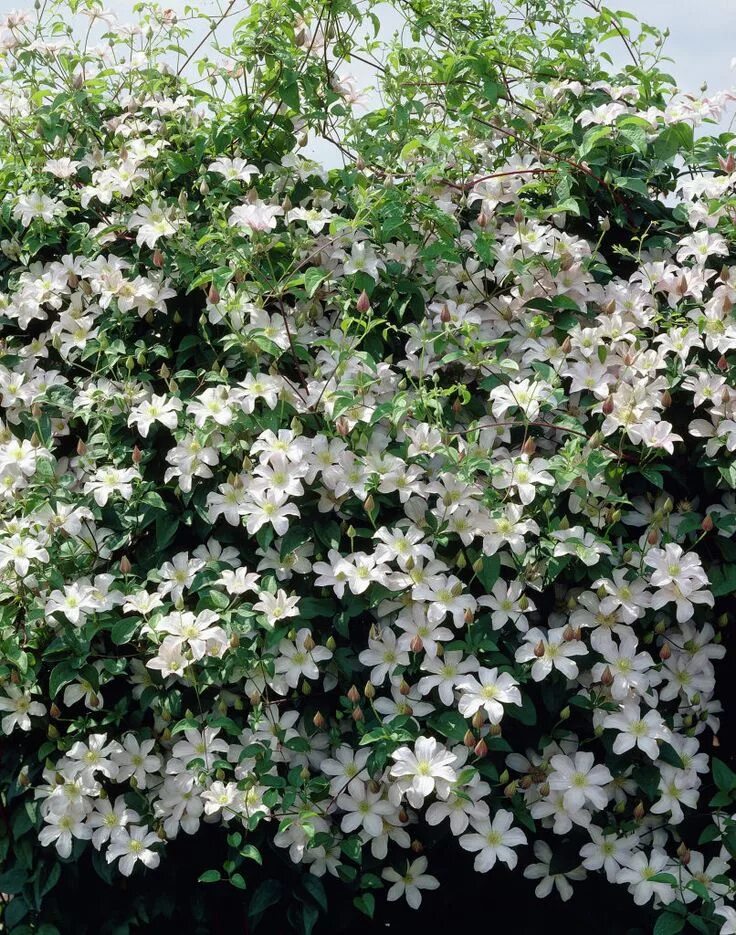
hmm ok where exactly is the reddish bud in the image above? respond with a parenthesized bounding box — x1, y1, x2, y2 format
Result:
(701, 514, 714, 533)
(119, 555, 132, 575)
(347, 684, 360, 703)
(659, 642, 672, 661)
(602, 395, 615, 415)
(717, 355, 729, 372)
(473, 738, 488, 758)
(356, 290, 371, 314)
(132, 445, 142, 464)
(152, 249, 164, 268)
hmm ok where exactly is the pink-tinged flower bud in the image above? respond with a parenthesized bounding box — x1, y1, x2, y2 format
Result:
(633, 801, 645, 821)
(713, 734, 721, 748)
(701, 514, 714, 532)
(313, 711, 327, 729)
(347, 684, 360, 703)
(411, 839, 424, 854)
(119, 555, 132, 575)
(600, 666, 614, 687)
(513, 205, 524, 224)
(364, 495, 375, 513)
(336, 417, 350, 437)
(208, 284, 220, 305)
(398, 679, 411, 696)
(661, 389, 672, 408)
(477, 210, 490, 228)
(659, 642, 672, 661)
(534, 640, 545, 658)
(520, 775, 533, 790)
(503, 780, 518, 797)
(717, 355, 729, 372)
(561, 336, 572, 354)
(676, 842, 691, 865)
(364, 681, 376, 700)
(152, 249, 164, 268)
(356, 290, 371, 313)
(471, 709, 485, 730)
(398, 809, 409, 824)
(473, 738, 488, 758)
(410, 635, 424, 653)
(464, 730, 476, 748)
(521, 437, 536, 457)
(718, 153, 736, 173)
(602, 395, 615, 415)
(464, 608, 474, 625)
(647, 529, 659, 545)
(132, 445, 142, 464)
(562, 625, 575, 642)
(49, 703, 60, 719)
(351, 705, 364, 722)
(440, 304, 451, 324)
(76, 438, 87, 456)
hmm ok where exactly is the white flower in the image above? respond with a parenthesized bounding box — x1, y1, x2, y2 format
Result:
(615, 849, 676, 906)
(253, 589, 301, 628)
(603, 702, 671, 759)
(523, 840, 587, 900)
(128, 199, 179, 248)
(128, 394, 181, 437)
(381, 857, 439, 909)
(389, 736, 457, 807)
(337, 778, 394, 837)
(0, 685, 46, 733)
(274, 627, 333, 688)
(459, 809, 526, 872)
(548, 752, 613, 812)
(515, 626, 587, 682)
(106, 825, 161, 876)
(455, 666, 521, 723)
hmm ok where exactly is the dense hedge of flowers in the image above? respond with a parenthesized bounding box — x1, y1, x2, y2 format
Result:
(1, 0, 736, 932)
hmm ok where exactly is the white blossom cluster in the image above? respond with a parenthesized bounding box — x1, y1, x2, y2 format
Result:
(0, 0, 735, 930)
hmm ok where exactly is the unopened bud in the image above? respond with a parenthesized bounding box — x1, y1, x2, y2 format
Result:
(489, 723, 502, 737)
(701, 514, 714, 532)
(356, 290, 371, 313)
(471, 710, 485, 730)
(600, 666, 614, 687)
(633, 801, 645, 821)
(364, 682, 376, 700)
(326, 636, 337, 651)
(398, 679, 411, 696)
(521, 437, 536, 457)
(410, 635, 424, 653)
(659, 642, 671, 661)
(473, 738, 488, 758)
(410, 839, 424, 854)
(602, 396, 614, 415)
(313, 711, 327, 729)
(464, 730, 476, 748)
(352, 705, 364, 722)
(534, 639, 546, 658)
(503, 780, 518, 797)
(119, 555, 132, 575)
(208, 284, 220, 305)
(152, 249, 164, 268)
(538, 782, 550, 797)
(336, 417, 349, 437)
(49, 703, 60, 718)
(717, 355, 729, 372)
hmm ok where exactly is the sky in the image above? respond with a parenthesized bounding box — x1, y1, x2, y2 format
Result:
(1, 0, 735, 163)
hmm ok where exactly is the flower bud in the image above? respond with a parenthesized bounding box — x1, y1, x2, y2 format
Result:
(229, 633, 240, 649)
(503, 780, 518, 798)
(303, 633, 316, 652)
(600, 666, 614, 687)
(473, 738, 488, 758)
(471, 709, 485, 730)
(534, 639, 546, 658)
(633, 801, 645, 821)
(538, 782, 550, 797)
(562, 625, 575, 642)
(489, 723, 502, 737)
(119, 555, 132, 575)
(676, 842, 691, 865)
(521, 437, 536, 457)
(356, 290, 371, 313)
(313, 711, 327, 729)
(602, 395, 614, 415)
(647, 529, 659, 545)
(463, 730, 476, 748)
(410, 839, 424, 854)
(352, 705, 364, 722)
(701, 514, 714, 533)
(717, 355, 729, 372)
(336, 417, 349, 437)
(398, 679, 411, 696)
(152, 249, 164, 268)
(326, 636, 337, 651)
(659, 642, 671, 661)
(208, 284, 220, 305)
(49, 702, 60, 718)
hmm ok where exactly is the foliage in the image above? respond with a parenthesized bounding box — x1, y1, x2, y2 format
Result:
(0, 0, 735, 932)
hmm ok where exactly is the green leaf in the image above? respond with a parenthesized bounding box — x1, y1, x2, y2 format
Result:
(48, 660, 78, 698)
(653, 909, 686, 935)
(111, 617, 140, 646)
(248, 879, 283, 920)
(353, 893, 375, 918)
(302, 875, 328, 912)
(713, 757, 736, 794)
(198, 870, 221, 883)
